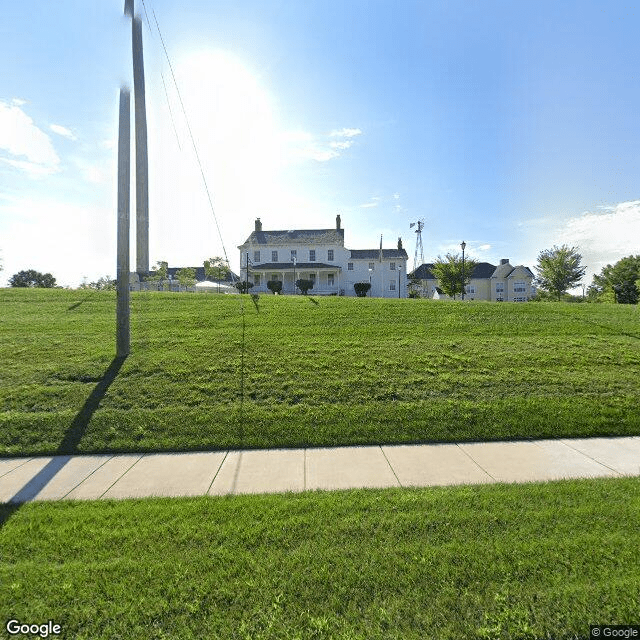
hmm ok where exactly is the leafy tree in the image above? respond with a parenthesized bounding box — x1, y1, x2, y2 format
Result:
(235, 281, 254, 293)
(80, 275, 116, 290)
(176, 267, 196, 290)
(204, 257, 231, 293)
(147, 261, 169, 290)
(534, 245, 586, 301)
(10, 269, 56, 288)
(295, 278, 314, 295)
(267, 280, 283, 295)
(590, 255, 640, 304)
(431, 253, 478, 300)
(354, 282, 371, 297)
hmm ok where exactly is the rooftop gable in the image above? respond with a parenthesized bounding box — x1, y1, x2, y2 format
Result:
(239, 228, 345, 247)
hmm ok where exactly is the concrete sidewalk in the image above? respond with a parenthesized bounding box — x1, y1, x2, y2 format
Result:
(1, 436, 640, 504)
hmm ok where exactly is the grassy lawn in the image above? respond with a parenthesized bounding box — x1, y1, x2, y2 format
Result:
(1, 477, 639, 639)
(1, 288, 639, 456)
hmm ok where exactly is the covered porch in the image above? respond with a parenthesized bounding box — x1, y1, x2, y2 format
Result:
(250, 263, 343, 295)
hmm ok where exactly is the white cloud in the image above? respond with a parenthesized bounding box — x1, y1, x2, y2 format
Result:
(553, 199, 640, 282)
(0, 100, 60, 176)
(50, 124, 77, 141)
(359, 202, 379, 208)
(478, 244, 492, 251)
(329, 140, 353, 150)
(393, 193, 400, 200)
(330, 128, 362, 138)
(11, 98, 26, 106)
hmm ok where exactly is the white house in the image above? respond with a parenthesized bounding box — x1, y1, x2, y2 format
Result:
(237, 216, 409, 298)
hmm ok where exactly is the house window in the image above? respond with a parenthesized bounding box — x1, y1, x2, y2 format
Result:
(290, 250, 297, 260)
(328, 273, 335, 286)
(347, 263, 354, 271)
(368, 262, 375, 271)
(271, 251, 278, 262)
(328, 249, 334, 261)
(496, 282, 504, 293)
(309, 249, 316, 261)
(390, 281, 396, 291)
(514, 296, 527, 302)
(513, 281, 526, 293)
(253, 251, 260, 263)
(254, 275, 260, 285)
(466, 285, 476, 294)
(390, 262, 396, 270)
(272, 274, 279, 281)
(310, 273, 316, 283)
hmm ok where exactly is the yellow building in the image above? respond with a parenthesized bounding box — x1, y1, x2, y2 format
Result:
(410, 259, 536, 301)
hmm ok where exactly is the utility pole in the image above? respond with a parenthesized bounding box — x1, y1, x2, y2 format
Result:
(126, 0, 149, 277)
(116, 88, 131, 357)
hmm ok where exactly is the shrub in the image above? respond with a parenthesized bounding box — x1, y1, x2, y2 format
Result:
(295, 278, 314, 295)
(354, 282, 371, 297)
(235, 281, 255, 294)
(267, 280, 283, 295)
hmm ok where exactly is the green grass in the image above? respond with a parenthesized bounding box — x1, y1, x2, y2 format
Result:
(1, 288, 639, 456)
(2, 477, 639, 639)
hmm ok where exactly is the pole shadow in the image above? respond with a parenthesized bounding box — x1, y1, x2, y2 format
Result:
(0, 355, 127, 529)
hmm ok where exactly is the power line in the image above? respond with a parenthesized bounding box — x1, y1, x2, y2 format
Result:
(141, 0, 234, 275)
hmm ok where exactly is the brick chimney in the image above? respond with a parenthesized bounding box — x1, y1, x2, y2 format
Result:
(500, 258, 509, 265)
(397, 237, 403, 250)
(255, 218, 262, 232)
(336, 214, 341, 230)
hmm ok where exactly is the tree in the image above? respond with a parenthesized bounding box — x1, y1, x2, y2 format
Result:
(176, 267, 196, 290)
(590, 255, 640, 304)
(267, 280, 283, 295)
(534, 245, 586, 301)
(10, 269, 57, 288)
(204, 257, 231, 293)
(295, 278, 314, 295)
(147, 261, 169, 290)
(353, 282, 371, 297)
(431, 253, 478, 300)
(80, 275, 116, 290)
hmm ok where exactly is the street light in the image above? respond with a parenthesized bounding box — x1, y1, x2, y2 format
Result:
(460, 241, 466, 301)
(291, 256, 297, 294)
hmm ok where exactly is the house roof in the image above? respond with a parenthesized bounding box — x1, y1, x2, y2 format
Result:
(250, 262, 340, 271)
(240, 229, 345, 247)
(410, 262, 497, 279)
(349, 249, 409, 260)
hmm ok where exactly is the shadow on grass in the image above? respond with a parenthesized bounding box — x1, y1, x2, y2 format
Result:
(0, 355, 127, 529)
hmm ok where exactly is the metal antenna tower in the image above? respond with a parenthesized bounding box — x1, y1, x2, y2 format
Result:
(410, 219, 425, 273)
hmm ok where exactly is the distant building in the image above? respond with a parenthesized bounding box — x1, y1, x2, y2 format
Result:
(237, 216, 409, 298)
(130, 266, 239, 292)
(410, 259, 536, 301)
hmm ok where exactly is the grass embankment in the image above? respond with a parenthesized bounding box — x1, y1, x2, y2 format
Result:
(2, 477, 639, 639)
(1, 288, 639, 456)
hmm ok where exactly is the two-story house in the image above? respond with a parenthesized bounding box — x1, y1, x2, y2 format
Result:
(410, 259, 535, 301)
(237, 216, 409, 298)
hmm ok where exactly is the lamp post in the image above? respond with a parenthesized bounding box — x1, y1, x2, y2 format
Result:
(460, 241, 466, 301)
(291, 256, 297, 294)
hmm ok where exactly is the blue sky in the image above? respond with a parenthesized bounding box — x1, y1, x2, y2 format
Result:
(1, 0, 639, 288)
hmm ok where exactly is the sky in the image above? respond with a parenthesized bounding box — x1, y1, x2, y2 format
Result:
(1, 0, 639, 290)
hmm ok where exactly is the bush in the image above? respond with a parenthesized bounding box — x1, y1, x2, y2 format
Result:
(354, 282, 371, 297)
(295, 278, 314, 295)
(235, 281, 255, 294)
(267, 280, 283, 295)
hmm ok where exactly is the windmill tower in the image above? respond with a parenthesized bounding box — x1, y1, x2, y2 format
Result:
(410, 219, 425, 274)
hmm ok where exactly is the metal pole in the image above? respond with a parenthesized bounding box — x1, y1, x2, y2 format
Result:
(461, 241, 466, 301)
(116, 88, 131, 357)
